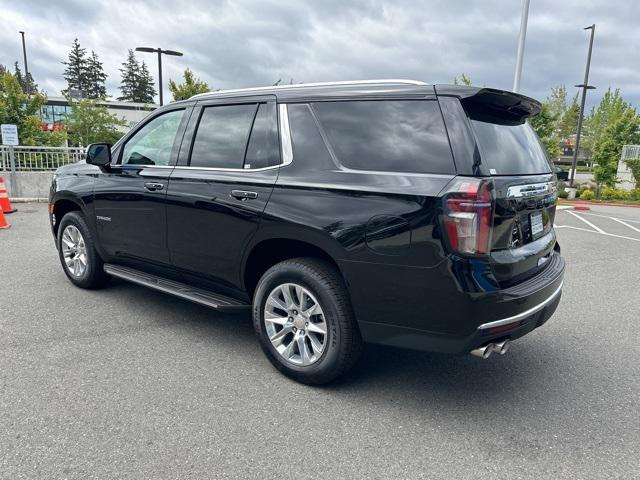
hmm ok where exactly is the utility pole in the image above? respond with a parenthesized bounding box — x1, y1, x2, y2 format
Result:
(569, 24, 596, 188)
(18, 31, 30, 95)
(513, 0, 530, 93)
(135, 47, 183, 106)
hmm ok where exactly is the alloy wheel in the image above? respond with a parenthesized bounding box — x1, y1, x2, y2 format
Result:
(61, 225, 88, 278)
(264, 283, 328, 366)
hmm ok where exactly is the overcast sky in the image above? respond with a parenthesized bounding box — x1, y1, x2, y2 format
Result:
(1, 0, 637, 109)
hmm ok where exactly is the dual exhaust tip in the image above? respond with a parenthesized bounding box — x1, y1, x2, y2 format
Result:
(470, 340, 510, 359)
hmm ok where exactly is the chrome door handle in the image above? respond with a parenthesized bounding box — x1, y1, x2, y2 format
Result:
(144, 182, 164, 191)
(230, 190, 258, 200)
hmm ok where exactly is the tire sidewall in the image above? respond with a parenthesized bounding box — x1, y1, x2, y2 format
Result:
(57, 212, 99, 288)
(253, 263, 346, 379)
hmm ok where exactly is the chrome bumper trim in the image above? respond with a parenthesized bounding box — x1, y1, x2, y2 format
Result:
(477, 281, 564, 330)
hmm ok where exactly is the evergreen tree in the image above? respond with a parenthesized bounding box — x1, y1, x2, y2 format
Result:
(119, 52, 156, 103)
(137, 61, 156, 103)
(62, 38, 89, 97)
(118, 49, 140, 101)
(85, 50, 108, 99)
(12, 62, 36, 94)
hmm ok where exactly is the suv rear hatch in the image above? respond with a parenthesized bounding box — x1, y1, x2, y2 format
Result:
(442, 88, 558, 287)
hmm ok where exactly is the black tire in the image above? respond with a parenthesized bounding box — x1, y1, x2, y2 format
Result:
(57, 211, 109, 289)
(253, 257, 362, 385)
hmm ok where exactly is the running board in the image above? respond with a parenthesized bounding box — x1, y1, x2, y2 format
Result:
(103, 264, 250, 312)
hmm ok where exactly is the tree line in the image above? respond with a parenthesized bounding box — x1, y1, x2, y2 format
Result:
(61, 38, 211, 103)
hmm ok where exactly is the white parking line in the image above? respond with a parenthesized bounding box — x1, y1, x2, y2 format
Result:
(609, 217, 640, 233)
(573, 211, 640, 224)
(566, 210, 605, 233)
(555, 225, 640, 242)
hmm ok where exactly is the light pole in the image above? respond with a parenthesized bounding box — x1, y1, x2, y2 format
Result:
(18, 31, 30, 95)
(513, 0, 530, 93)
(135, 47, 183, 106)
(569, 24, 596, 188)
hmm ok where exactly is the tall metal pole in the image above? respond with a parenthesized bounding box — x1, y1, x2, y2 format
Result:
(569, 24, 596, 188)
(513, 0, 530, 93)
(19, 31, 30, 95)
(157, 49, 163, 106)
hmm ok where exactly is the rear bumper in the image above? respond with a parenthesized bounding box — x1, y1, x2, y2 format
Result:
(358, 251, 565, 354)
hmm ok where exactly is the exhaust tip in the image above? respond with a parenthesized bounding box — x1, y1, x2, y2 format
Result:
(492, 340, 510, 355)
(470, 344, 493, 359)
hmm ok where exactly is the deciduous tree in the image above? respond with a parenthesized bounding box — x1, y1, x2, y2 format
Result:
(65, 98, 128, 146)
(168, 68, 210, 101)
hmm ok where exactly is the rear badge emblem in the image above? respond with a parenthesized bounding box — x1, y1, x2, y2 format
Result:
(96, 215, 111, 222)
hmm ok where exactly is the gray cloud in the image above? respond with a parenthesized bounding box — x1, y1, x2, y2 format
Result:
(1, 0, 638, 109)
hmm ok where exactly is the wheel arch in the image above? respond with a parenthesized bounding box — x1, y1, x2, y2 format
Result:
(242, 236, 346, 298)
(51, 195, 87, 237)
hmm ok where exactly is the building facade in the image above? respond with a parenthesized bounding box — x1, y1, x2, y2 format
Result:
(40, 97, 158, 132)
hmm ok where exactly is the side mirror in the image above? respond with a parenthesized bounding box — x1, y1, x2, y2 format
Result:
(86, 143, 112, 168)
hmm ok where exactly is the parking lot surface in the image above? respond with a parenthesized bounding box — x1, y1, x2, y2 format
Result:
(1, 203, 639, 479)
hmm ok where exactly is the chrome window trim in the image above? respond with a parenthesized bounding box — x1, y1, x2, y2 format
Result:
(279, 104, 293, 167)
(190, 79, 428, 100)
(477, 281, 563, 330)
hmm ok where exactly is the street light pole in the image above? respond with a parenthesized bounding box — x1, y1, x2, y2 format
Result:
(135, 47, 183, 106)
(569, 24, 596, 188)
(18, 31, 30, 95)
(513, 0, 530, 93)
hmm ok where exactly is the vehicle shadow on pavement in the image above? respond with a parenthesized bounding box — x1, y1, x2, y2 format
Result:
(106, 278, 576, 413)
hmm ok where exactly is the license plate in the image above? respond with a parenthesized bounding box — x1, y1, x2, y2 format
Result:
(530, 212, 544, 238)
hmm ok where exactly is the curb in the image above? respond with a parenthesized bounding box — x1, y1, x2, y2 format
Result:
(559, 200, 640, 209)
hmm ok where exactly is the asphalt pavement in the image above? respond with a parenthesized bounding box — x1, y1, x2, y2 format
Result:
(1, 203, 639, 479)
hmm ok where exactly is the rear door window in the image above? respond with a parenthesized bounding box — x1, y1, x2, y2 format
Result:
(312, 100, 454, 174)
(244, 103, 280, 169)
(470, 120, 552, 175)
(190, 104, 257, 169)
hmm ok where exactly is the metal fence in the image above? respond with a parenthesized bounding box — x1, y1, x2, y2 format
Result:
(621, 145, 640, 160)
(0, 146, 86, 172)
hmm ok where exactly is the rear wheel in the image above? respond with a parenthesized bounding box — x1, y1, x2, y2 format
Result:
(57, 211, 109, 289)
(253, 257, 362, 385)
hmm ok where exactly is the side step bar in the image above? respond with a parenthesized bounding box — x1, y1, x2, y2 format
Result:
(103, 264, 250, 312)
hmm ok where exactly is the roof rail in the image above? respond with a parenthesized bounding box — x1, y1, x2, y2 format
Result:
(190, 79, 428, 100)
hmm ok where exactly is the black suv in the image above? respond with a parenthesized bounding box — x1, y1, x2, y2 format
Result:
(50, 80, 564, 384)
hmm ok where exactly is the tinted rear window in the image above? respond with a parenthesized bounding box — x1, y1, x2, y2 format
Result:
(312, 100, 455, 174)
(190, 104, 256, 169)
(471, 120, 552, 175)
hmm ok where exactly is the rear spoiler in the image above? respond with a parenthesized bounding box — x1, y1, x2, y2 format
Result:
(434, 85, 541, 125)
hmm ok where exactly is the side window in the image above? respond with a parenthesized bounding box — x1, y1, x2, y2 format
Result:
(121, 109, 184, 166)
(190, 104, 257, 169)
(312, 100, 455, 174)
(244, 103, 279, 169)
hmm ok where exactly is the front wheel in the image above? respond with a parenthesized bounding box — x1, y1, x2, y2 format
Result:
(57, 211, 109, 289)
(253, 258, 362, 385)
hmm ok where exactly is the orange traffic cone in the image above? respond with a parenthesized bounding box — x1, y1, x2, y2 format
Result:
(0, 176, 17, 214)
(0, 207, 10, 229)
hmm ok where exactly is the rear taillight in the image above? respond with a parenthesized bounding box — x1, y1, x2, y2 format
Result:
(441, 177, 494, 256)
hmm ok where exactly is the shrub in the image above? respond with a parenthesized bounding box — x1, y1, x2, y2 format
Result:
(580, 189, 595, 200)
(630, 189, 640, 201)
(600, 188, 630, 200)
(558, 189, 569, 199)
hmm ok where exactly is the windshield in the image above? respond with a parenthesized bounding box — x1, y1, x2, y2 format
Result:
(471, 120, 552, 175)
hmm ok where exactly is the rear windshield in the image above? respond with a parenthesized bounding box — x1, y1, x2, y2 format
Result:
(471, 120, 552, 175)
